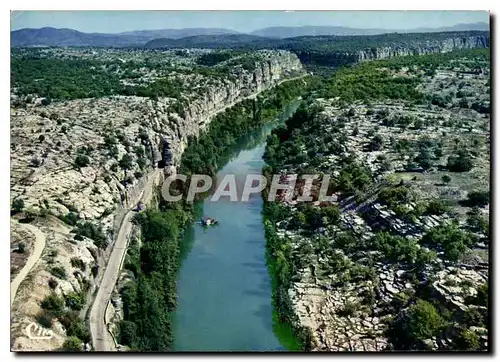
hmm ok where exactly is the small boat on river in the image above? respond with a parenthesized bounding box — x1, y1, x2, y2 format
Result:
(200, 217, 218, 226)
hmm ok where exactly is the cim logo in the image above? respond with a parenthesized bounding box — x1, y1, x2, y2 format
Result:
(25, 322, 54, 340)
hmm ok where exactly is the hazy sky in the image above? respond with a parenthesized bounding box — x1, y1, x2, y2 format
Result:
(11, 10, 489, 33)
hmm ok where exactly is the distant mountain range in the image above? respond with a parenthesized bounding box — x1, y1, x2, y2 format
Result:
(249, 22, 490, 38)
(118, 28, 240, 39)
(11, 22, 489, 47)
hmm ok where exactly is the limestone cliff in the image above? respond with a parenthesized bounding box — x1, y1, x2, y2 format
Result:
(356, 35, 490, 62)
(299, 34, 490, 68)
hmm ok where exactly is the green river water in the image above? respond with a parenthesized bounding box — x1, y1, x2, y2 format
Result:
(171, 101, 301, 351)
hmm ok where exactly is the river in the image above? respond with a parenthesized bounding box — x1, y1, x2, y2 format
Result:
(171, 100, 301, 352)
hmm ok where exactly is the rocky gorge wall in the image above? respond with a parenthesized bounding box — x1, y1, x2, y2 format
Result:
(157, 51, 304, 164)
(297, 35, 490, 68)
(356, 35, 490, 62)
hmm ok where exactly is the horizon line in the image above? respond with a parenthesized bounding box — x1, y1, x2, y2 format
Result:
(10, 20, 489, 35)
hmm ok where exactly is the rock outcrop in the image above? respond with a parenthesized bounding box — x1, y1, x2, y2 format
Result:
(297, 34, 490, 68)
(356, 35, 490, 62)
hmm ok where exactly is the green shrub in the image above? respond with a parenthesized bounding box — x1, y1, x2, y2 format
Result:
(37, 311, 53, 328)
(48, 278, 58, 290)
(74, 222, 107, 248)
(425, 200, 451, 215)
(454, 328, 481, 351)
(65, 292, 85, 311)
(422, 223, 472, 262)
(41, 293, 64, 313)
(50, 266, 67, 280)
(119, 320, 138, 348)
(337, 301, 359, 317)
(60, 212, 79, 226)
(119, 153, 134, 170)
(447, 150, 474, 172)
(63, 336, 83, 351)
(389, 299, 447, 349)
(70, 258, 86, 271)
(16, 242, 26, 253)
(137, 157, 147, 169)
(465, 191, 489, 207)
(12, 198, 25, 212)
(74, 154, 90, 168)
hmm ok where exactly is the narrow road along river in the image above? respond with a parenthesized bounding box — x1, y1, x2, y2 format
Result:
(172, 101, 301, 352)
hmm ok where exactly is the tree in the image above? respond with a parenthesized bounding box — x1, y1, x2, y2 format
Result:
(119, 320, 138, 348)
(454, 328, 481, 351)
(303, 205, 324, 230)
(12, 198, 25, 212)
(31, 157, 41, 167)
(415, 248, 437, 269)
(368, 134, 384, 151)
(447, 150, 474, 172)
(379, 186, 412, 207)
(465, 191, 489, 207)
(119, 153, 135, 170)
(466, 207, 488, 234)
(441, 175, 451, 184)
(422, 223, 472, 262)
(41, 293, 65, 314)
(65, 292, 84, 311)
(434, 147, 443, 158)
(458, 98, 469, 109)
(63, 336, 83, 351)
(61, 212, 78, 226)
(425, 200, 451, 216)
(462, 307, 486, 328)
(41, 98, 51, 106)
(413, 119, 424, 129)
(475, 283, 488, 308)
(322, 205, 340, 225)
(48, 278, 58, 290)
(389, 299, 446, 349)
(74, 154, 90, 168)
(137, 157, 147, 169)
(415, 149, 433, 170)
(17, 242, 26, 253)
(294, 211, 307, 228)
(50, 265, 67, 279)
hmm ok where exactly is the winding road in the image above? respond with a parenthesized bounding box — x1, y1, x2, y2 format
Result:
(10, 220, 46, 307)
(88, 75, 308, 351)
(89, 170, 159, 352)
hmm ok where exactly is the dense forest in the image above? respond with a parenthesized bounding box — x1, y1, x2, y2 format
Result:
(11, 50, 265, 101)
(118, 203, 192, 351)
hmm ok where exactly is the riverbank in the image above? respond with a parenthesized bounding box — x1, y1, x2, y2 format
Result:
(116, 77, 310, 351)
(258, 50, 490, 351)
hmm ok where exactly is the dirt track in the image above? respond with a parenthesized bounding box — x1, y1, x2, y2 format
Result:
(10, 221, 46, 307)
